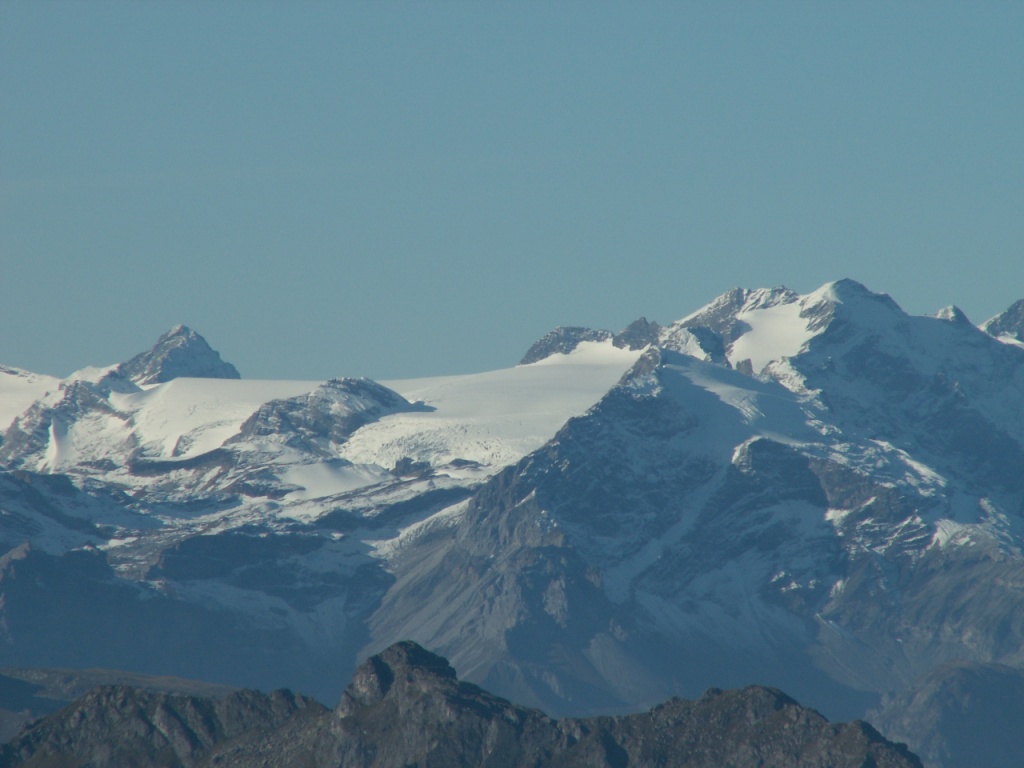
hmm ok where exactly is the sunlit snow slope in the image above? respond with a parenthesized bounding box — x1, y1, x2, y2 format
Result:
(349, 341, 644, 471)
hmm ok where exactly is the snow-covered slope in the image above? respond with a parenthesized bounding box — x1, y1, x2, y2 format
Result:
(3, 284, 1024, 768)
(2, 339, 641, 505)
(348, 340, 643, 471)
(0, 366, 60, 429)
(982, 298, 1024, 348)
(115, 377, 321, 460)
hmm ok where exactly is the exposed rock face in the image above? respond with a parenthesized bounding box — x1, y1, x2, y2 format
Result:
(679, 285, 799, 346)
(0, 685, 323, 767)
(934, 305, 972, 325)
(122, 325, 240, 385)
(520, 318, 663, 366)
(612, 317, 661, 350)
(0, 642, 921, 768)
(0, 666, 238, 743)
(230, 378, 428, 454)
(520, 327, 614, 365)
(0, 375, 139, 471)
(982, 298, 1024, 343)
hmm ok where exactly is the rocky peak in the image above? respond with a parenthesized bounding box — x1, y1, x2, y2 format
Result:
(981, 298, 1024, 343)
(612, 317, 661, 350)
(678, 286, 798, 346)
(804, 279, 902, 318)
(520, 318, 665, 366)
(232, 378, 428, 453)
(520, 327, 614, 365)
(935, 305, 973, 325)
(336, 641, 457, 715)
(122, 325, 240, 385)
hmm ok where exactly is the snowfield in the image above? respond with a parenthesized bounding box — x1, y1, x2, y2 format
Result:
(1, 340, 643, 503)
(353, 340, 644, 470)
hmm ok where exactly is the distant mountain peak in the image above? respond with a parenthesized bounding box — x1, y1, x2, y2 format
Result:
(807, 278, 901, 313)
(519, 327, 614, 365)
(520, 318, 663, 365)
(935, 305, 972, 325)
(231, 377, 429, 454)
(982, 298, 1024, 343)
(122, 326, 240, 385)
(337, 641, 457, 716)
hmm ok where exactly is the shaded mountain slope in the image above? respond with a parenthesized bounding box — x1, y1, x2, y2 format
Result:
(123, 325, 240, 385)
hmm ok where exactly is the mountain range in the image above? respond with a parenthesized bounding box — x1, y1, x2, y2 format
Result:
(2, 282, 1024, 766)
(1, 640, 921, 768)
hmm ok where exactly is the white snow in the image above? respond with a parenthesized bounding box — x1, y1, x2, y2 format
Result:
(112, 378, 321, 458)
(931, 519, 977, 548)
(671, 359, 819, 447)
(869, 440, 947, 491)
(85, 341, 640, 476)
(825, 505, 865, 524)
(38, 405, 136, 474)
(656, 324, 715, 359)
(341, 340, 642, 470)
(0, 340, 640, 507)
(279, 461, 391, 501)
(993, 334, 1024, 350)
(370, 499, 470, 560)
(728, 300, 815, 373)
(0, 366, 60, 428)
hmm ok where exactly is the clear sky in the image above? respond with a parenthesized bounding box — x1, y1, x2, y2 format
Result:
(2, 1, 1022, 380)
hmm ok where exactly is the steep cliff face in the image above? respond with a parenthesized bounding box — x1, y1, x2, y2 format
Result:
(982, 299, 1024, 344)
(122, 325, 240, 385)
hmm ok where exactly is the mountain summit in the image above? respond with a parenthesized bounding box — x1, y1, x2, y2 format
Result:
(2, 280, 1024, 766)
(982, 298, 1024, 344)
(122, 325, 240, 385)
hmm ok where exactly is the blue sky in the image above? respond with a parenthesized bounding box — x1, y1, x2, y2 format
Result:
(2, 2, 1022, 380)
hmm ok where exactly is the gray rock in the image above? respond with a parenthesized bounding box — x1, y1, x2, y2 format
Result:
(230, 377, 428, 454)
(0, 684, 323, 768)
(520, 327, 614, 365)
(0, 642, 921, 768)
(981, 298, 1024, 342)
(122, 325, 240, 385)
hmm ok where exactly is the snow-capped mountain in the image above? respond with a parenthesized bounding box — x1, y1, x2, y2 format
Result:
(371, 282, 1024, 720)
(122, 324, 240, 385)
(2, 283, 1024, 766)
(982, 298, 1024, 345)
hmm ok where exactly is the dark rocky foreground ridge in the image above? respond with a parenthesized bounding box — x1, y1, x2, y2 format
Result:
(0, 641, 920, 768)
